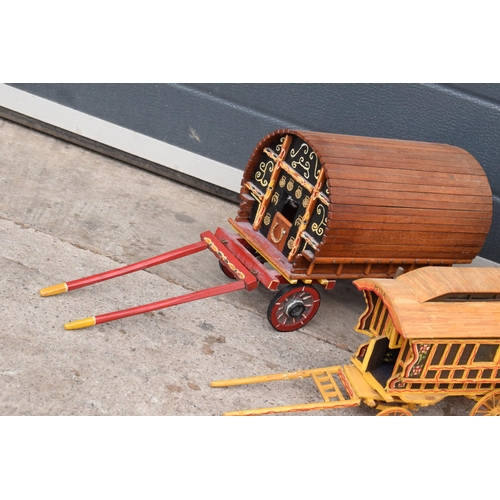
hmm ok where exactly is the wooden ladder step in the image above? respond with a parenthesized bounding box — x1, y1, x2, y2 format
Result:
(312, 369, 346, 402)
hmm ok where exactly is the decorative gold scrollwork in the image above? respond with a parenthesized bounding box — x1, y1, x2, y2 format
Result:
(289, 142, 320, 180)
(311, 203, 327, 236)
(275, 136, 285, 154)
(255, 160, 273, 187)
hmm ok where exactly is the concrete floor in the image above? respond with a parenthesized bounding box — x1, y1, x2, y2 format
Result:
(0, 117, 478, 416)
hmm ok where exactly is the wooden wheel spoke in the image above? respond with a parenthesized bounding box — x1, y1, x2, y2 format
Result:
(267, 284, 321, 332)
(471, 389, 500, 416)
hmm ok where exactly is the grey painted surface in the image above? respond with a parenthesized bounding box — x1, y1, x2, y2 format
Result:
(6, 83, 500, 262)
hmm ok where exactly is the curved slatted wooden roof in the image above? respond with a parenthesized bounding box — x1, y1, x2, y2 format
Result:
(354, 267, 500, 339)
(238, 129, 492, 264)
(296, 130, 492, 261)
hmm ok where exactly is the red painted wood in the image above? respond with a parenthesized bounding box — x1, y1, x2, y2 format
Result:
(95, 280, 246, 326)
(67, 241, 207, 291)
(200, 230, 259, 290)
(214, 227, 286, 290)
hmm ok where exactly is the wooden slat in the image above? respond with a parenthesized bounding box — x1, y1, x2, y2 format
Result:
(318, 146, 475, 165)
(326, 163, 489, 189)
(302, 131, 469, 154)
(329, 219, 490, 234)
(327, 229, 486, 245)
(327, 210, 492, 229)
(326, 183, 490, 205)
(329, 194, 490, 212)
(316, 242, 481, 258)
(311, 257, 461, 265)
(327, 175, 489, 197)
(318, 148, 480, 173)
(327, 204, 492, 222)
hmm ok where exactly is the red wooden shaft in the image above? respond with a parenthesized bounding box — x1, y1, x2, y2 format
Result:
(67, 241, 207, 291)
(95, 280, 245, 325)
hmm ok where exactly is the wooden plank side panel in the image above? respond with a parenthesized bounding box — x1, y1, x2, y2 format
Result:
(329, 219, 491, 234)
(326, 229, 487, 246)
(301, 131, 469, 154)
(327, 175, 490, 197)
(327, 184, 490, 206)
(327, 204, 492, 223)
(328, 194, 490, 212)
(290, 263, 436, 280)
(315, 242, 481, 260)
(324, 162, 490, 188)
(317, 238, 484, 254)
(318, 145, 481, 169)
(317, 147, 482, 173)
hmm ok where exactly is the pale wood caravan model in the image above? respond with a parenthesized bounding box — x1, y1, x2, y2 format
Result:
(212, 267, 500, 416)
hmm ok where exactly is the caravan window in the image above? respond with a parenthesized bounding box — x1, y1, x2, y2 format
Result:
(474, 344, 498, 363)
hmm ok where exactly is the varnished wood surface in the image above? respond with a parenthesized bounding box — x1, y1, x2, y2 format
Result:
(354, 267, 500, 339)
(397, 266, 500, 302)
(236, 129, 492, 279)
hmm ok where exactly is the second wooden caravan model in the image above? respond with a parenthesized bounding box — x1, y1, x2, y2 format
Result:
(40, 130, 493, 332)
(212, 266, 500, 416)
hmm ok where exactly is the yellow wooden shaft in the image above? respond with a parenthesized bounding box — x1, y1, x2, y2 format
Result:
(223, 399, 360, 416)
(64, 317, 96, 330)
(211, 371, 309, 387)
(210, 366, 342, 387)
(40, 282, 68, 296)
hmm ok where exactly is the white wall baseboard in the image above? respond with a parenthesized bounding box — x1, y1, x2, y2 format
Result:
(0, 84, 242, 194)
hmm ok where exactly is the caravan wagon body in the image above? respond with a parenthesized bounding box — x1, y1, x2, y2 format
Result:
(41, 130, 493, 333)
(233, 129, 492, 281)
(352, 266, 500, 413)
(212, 267, 500, 416)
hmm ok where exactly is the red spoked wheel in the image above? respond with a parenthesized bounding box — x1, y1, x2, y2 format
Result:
(267, 284, 321, 332)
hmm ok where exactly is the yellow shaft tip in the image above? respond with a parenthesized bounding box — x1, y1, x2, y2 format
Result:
(64, 317, 96, 330)
(40, 283, 68, 297)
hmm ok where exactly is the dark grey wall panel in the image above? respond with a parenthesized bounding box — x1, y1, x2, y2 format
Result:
(6, 83, 500, 263)
(7, 83, 290, 169)
(446, 84, 500, 103)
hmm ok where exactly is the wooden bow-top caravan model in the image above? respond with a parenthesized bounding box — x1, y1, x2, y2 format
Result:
(234, 129, 491, 280)
(40, 130, 492, 332)
(211, 267, 500, 416)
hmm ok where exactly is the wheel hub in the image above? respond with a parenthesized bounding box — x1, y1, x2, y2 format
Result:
(267, 284, 321, 332)
(285, 299, 306, 318)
